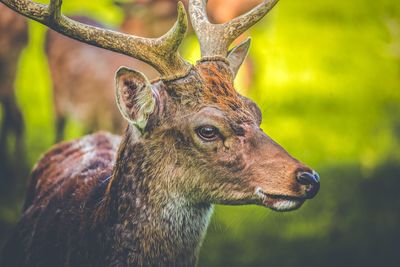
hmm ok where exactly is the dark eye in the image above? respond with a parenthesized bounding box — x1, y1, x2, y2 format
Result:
(196, 125, 219, 141)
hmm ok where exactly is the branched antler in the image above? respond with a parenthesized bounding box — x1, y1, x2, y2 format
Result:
(0, 0, 191, 78)
(189, 0, 279, 57)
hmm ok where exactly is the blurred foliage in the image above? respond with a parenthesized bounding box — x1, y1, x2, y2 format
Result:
(1, 0, 400, 266)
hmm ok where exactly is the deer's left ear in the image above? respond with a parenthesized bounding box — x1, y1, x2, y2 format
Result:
(227, 38, 251, 78)
(115, 66, 155, 131)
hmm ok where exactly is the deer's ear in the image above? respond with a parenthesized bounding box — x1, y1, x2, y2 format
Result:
(227, 38, 251, 78)
(115, 66, 155, 131)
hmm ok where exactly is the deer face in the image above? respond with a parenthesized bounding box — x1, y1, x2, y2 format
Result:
(110, 0, 318, 212)
(115, 56, 319, 211)
(185, 62, 319, 211)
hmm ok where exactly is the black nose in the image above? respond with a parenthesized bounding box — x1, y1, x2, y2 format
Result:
(296, 171, 320, 199)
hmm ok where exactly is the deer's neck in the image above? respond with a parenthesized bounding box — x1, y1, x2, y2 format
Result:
(104, 128, 213, 266)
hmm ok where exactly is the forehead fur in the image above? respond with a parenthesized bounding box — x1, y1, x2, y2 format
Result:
(195, 61, 253, 122)
(158, 60, 256, 124)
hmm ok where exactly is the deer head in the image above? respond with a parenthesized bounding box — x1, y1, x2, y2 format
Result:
(2, 0, 319, 211)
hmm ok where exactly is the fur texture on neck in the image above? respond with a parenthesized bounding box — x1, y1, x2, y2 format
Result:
(101, 126, 213, 266)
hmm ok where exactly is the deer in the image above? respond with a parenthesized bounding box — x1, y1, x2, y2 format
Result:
(0, 4, 28, 170)
(0, 0, 320, 266)
(47, 0, 259, 141)
(46, 0, 163, 142)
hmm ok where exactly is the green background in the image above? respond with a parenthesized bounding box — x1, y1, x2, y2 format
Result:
(1, 0, 400, 266)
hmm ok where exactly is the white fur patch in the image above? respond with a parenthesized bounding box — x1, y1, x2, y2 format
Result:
(271, 199, 300, 211)
(255, 187, 301, 211)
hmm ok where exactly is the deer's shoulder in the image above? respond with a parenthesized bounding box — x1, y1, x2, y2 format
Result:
(23, 132, 121, 211)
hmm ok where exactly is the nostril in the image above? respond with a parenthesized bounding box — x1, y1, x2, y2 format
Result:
(297, 171, 318, 185)
(296, 171, 320, 199)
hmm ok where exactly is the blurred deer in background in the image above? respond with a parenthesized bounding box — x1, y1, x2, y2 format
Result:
(46, 1, 160, 142)
(0, 0, 320, 266)
(47, 0, 260, 142)
(0, 5, 28, 167)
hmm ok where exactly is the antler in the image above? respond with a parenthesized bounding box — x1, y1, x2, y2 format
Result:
(189, 0, 279, 58)
(0, 0, 191, 78)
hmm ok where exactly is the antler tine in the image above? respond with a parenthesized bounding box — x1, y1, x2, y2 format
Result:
(189, 0, 279, 58)
(0, 0, 191, 78)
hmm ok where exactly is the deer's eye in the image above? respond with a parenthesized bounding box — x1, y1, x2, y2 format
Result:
(197, 125, 219, 141)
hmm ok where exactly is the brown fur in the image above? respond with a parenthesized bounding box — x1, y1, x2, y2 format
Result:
(197, 62, 248, 111)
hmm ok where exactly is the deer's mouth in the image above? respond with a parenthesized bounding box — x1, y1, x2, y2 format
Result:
(255, 187, 305, 212)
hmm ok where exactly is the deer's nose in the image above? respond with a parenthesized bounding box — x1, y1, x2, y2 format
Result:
(296, 171, 320, 199)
